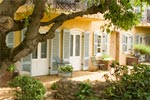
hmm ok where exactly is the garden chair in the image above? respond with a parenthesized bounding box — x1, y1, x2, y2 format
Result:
(90, 56, 104, 70)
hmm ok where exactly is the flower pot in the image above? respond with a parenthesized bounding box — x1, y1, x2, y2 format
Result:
(58, 72, 72, 78)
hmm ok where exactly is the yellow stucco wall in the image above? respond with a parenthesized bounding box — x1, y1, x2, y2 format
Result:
(133, 27, 150, 34)
(109, 32, 117, 60)
(14, 31, 21, 47)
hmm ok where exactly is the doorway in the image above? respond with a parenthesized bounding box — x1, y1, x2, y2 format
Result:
(31, 41, 49, 76)
(69, 30, 81, 71)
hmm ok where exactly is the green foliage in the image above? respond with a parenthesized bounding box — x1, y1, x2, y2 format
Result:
(104, 0, 141, 31)
(111, 60, 119, 68)
(75, 81, 100, 100)
(134, 44, 150, 54)
(50, 82, 58, 90)
(101, 54, 113, 61)
(76, 82, 92, 100)
(105, 64, 150, 100)
(24, 17, 29, 27)
(9, 75, 46, 100)
(7, 64, 16, 72)
(58, 64, 73, 73)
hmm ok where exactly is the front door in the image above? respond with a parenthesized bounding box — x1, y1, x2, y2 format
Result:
(31, 41, 49, 76)
(70, 31, 81, 71)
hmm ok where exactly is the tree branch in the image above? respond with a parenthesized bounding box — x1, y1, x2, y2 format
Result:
(39, 0, 111, 40)
(11, 0, 46, 62)
(0, 0, 27, 17)
(10, 20, 25, 32)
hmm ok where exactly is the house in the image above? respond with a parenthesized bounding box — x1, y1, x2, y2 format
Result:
(6, 0, 150, 76)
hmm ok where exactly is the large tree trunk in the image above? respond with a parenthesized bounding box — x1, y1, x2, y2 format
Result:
(0, 31, 12, 72)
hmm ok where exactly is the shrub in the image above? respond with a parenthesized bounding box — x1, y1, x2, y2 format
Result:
(9, 75, 46, 100)
(134, 44, 150, 54)
(58, 64, 73, 73)
(105, 64, 150, 100)
(50, 82, 58, 90)
(7, 64, 16, 72)
(75, 81, 99, 100)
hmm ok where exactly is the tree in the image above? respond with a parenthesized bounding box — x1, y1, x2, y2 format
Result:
(0, 0, 149, 75)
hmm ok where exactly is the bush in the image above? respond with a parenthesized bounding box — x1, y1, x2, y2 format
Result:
(9, 75, 46, 100)
(134, 44, 150, 54)
(58, 64, 73, 73)
(7, 64, 16, 72)
(105, 64, 150, 100)
(50, 82, 58, 90)
(75, 81, 99, 100)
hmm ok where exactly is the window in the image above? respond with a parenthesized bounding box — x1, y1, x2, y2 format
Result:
(135, 34, 145, 44)
(94, 31, 108, 55)
(32, 48, 37, 59)
(70, 35, 73, 56)
(122, 33, 133, 53)
(41, 41, 47, 58)
(75, 35, 80, 56)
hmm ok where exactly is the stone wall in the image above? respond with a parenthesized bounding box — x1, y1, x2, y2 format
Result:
(53, 78, 109, 100)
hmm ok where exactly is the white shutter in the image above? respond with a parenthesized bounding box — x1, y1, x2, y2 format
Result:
(128, 35, 133, 52)
(84, 32, 90, 70)
(6, 32, 14, 48)
(63, 29, 70, 61)
(94, 32, 98, 55)
(50, 30, 60, 74)
(102, 33, 108, 53)
(21, 28, 31, 73)
(122, 34, 127, 52)
(52, 30, 60, 58)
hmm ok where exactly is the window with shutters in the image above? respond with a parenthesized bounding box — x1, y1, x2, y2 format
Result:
(122, 33, 133, 54)
(135, 34, 145, 44)
(94, 31, 108, 55)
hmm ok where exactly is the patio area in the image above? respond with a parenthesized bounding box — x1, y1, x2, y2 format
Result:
(35, 69, 113, 88)
(0, 69, 113, 100)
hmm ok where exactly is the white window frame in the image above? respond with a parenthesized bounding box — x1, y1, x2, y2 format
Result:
(135, 34, 145, 44)
(94, 31, 108, 55)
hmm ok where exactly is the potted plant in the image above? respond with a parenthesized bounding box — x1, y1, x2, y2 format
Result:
(58, 64, 73, 78)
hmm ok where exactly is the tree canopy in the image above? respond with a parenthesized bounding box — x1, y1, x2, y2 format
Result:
(0, 0, 149, 73)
